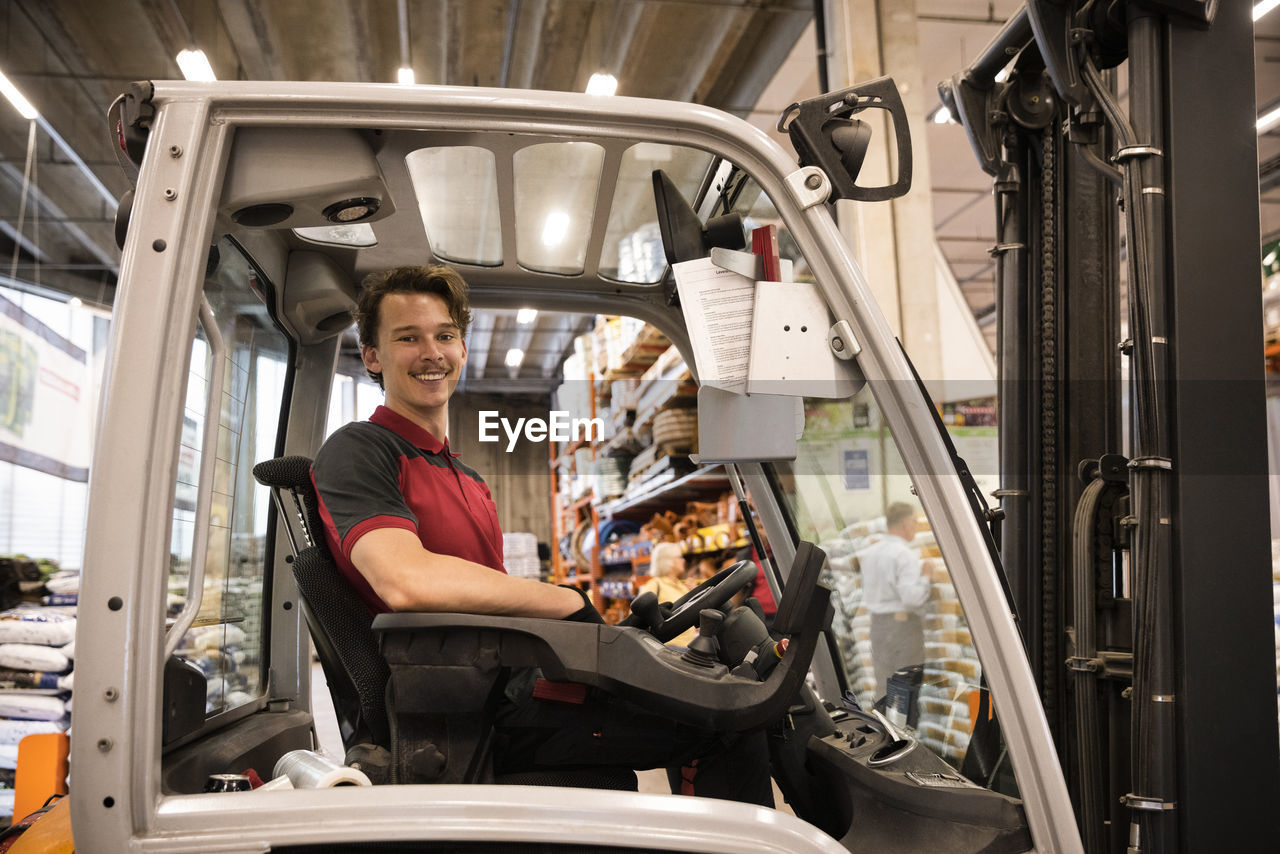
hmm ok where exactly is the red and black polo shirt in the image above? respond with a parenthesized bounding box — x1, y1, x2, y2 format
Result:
(311, 405, 506, 614)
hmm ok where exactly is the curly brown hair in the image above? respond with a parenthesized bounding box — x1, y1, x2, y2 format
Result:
(355, 265, 473, 388)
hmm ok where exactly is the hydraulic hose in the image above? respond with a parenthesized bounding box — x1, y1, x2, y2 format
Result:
(1071, 476, 1107, 853)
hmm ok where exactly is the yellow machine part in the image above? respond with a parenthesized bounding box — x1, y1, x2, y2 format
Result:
(6, 795, 74, 854)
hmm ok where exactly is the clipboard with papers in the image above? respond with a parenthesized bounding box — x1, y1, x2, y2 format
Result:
(672, 248, 864, 400)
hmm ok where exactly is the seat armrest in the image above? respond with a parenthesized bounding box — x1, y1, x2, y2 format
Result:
(372, 584, 830, 732)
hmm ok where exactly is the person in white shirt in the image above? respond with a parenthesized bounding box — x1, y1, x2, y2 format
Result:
(859, 502, 934, 696)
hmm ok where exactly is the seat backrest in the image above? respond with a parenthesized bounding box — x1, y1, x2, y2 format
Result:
(252, 456, 390, 750)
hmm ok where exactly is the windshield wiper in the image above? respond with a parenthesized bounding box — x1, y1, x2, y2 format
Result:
(897, 341, 1022, 633)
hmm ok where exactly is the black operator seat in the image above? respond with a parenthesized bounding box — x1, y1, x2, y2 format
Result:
(254, 455, 637, 789)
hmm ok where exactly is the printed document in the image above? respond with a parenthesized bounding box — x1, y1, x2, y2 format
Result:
(672, 258, 755, 393)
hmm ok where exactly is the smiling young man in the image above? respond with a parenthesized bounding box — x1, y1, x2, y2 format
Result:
(311, 265, 590, 621)
(310, 265, 773, 806)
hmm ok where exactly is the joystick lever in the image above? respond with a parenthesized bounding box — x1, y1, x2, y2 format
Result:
(681, 609, 725, 668)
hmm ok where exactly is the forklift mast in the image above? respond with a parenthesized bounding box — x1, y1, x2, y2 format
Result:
(942, 2, 1280, 852)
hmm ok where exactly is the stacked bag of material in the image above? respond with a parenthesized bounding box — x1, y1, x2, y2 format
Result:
(177, 623, 253, 715)
(821, 523, 981, 768)
(0, 601, 76, 824)
(915, 560, 980, 765)
(818, 538, 876, 703)
(503, 532, 542, 580)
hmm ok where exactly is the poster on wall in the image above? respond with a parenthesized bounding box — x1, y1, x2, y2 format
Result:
(843, 448, 870, 490)
(0, 294, 94, 482)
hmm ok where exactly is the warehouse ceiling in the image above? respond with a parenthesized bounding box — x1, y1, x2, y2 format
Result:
(0, 0, 1277, 381)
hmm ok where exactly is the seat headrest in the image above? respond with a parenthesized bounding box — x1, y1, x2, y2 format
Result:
(252, 456, 315, 491)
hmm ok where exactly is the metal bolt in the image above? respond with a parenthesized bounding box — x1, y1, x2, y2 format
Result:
(168, 144, 183, 158)
(831, 337, 845, 352)
(804, 174, 822, 190)
(163, 188, 177, 201)
(104, 687, 119, 702)
(97, 738, 113, 752)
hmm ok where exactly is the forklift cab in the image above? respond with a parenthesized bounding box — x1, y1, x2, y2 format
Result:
(69, 81, 1081, 852)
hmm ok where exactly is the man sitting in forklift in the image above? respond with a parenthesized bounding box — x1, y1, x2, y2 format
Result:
(310, 264, 774, 804)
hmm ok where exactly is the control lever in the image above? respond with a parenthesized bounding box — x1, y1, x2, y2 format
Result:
(868, 708, 918, 767)
(681, 609, 725, 668)
(628, 591, 664, 635)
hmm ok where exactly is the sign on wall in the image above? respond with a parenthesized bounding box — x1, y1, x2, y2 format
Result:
(0, 294, 93, 482)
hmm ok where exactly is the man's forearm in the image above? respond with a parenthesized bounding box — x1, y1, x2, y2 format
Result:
(350, 527, 581, 617)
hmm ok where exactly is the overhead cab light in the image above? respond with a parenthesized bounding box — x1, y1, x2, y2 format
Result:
(176, 49, 217, 82)
(505, 348, 525, 368)
(397, 66, 415, 85)
(586, 73, 618, 97)
(294, 223, 378, 247)
(0, 69, 38, 119)
(323, 197, 381, 223)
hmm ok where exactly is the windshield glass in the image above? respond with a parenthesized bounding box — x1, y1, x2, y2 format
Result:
(774, 386, 1014, 794)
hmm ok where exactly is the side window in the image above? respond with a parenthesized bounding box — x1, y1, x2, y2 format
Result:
(168, 237, 290, 718)
(774, 388, 1015, 795)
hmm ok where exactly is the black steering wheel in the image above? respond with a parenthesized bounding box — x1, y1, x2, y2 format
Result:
(623, 560, 758, 642)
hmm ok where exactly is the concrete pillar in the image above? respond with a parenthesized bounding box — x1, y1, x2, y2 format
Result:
(824, 0, 942, 384)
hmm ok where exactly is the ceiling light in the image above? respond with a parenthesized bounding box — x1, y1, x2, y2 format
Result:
(322, 197, 381, 223)
(294, 223, 378, 247)
(932, 105, 953, 125)
(67, 297, 82, 309)
(1259, 104, 1280, 135)
(505, 348, 525, 368)
(1255, 0, 1279, 21)
(176, 49, 217, 82)
(516, 308, 538, 325)
(0, 69, 38, 119)
(586, 73, 618, 97)
(541, 211, 569, 247)
(397, 66, 415, 85)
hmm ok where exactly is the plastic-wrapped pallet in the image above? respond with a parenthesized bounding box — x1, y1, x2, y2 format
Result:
(503, 532, 542, 580)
